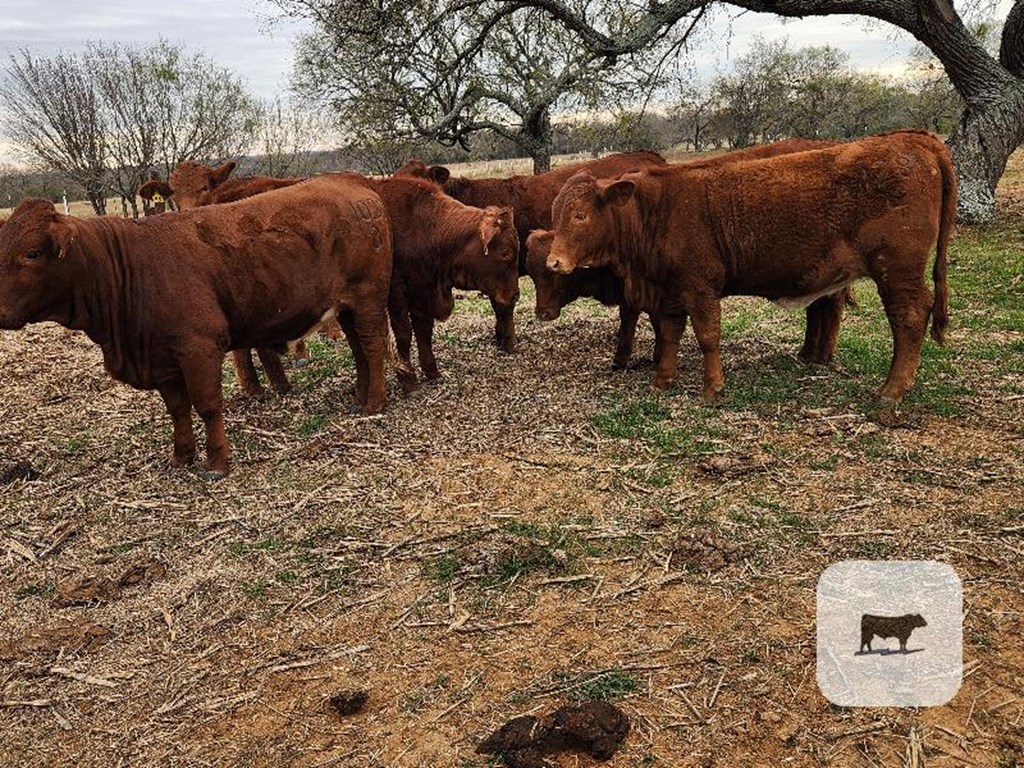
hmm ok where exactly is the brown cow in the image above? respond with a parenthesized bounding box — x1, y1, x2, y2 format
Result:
(546, 131, 954, 402)
(0, 175, 393, 478)
(365, 175, 519, 389)
(169, 159, 335, 396)
(395, 151, 667, 274)
(527, 140, 853, 369)
(169, 160, 304, 209)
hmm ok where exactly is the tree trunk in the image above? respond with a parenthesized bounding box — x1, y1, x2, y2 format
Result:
(88, 186, 107, 216)
(948, 82, 1024, 223)
(525, 106, 553, 174)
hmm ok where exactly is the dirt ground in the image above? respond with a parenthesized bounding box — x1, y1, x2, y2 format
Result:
(0, 151, 1022, 767)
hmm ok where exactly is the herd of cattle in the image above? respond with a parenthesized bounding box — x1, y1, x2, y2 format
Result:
(0, 130, 955, 479)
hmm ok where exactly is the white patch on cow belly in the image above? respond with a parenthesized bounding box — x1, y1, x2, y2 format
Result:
(286, 308, 338, 354)
(773, 277, 860, 310)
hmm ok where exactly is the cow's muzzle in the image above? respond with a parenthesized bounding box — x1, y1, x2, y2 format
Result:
(535, 306, 560, 321)
(546, 249, 574, 275)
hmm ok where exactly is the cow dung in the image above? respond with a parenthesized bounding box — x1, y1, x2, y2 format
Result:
(0, 460, 40, 484)
(477, 699, 630, 767)
(328, 689, 369, 716)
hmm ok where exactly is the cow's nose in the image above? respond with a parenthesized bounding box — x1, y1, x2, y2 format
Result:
(546, 255, 564, 273)
(536, 307, 559, 321)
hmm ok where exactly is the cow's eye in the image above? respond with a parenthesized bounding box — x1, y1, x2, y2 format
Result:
(573, 211, 587, 222)
(25, 250, 40, 260)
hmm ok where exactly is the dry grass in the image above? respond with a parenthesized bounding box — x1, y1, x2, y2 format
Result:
(0, 161, 1022, 768)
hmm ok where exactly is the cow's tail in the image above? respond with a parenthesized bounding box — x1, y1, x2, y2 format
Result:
(931, 144, 956, 346)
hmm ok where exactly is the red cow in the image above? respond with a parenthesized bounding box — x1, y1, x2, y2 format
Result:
(169, 161, 304, 209)
(168, 159, 335, 395)
(546, 131, 954, 402)
(395, 152, 667, 274)
(527, 140, 850, 369)
(0, 175, 393, 478)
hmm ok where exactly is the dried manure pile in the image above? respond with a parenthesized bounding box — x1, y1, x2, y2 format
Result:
(1, 163, 1022, 767)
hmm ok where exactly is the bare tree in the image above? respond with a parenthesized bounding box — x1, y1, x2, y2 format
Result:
(0, 50, 109, 214)
(278, 0, 690, 173)
(249, 98, 331, 177)
(1, 41, 257, 216)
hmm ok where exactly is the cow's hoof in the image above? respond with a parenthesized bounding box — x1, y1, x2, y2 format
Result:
(171, 453, 196, 468)
(293, 357, 310, 369)
(199, 468, 228, 482)
(650, 377, 672, 391)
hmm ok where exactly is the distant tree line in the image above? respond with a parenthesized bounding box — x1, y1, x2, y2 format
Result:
(0, 41, 326, 215)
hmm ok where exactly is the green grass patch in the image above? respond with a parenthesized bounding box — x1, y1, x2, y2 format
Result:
(592, 396, 721, 458)
(296, 413, 328, 437)
(15, 581, 54, 600)
(554, 667, 643, 702)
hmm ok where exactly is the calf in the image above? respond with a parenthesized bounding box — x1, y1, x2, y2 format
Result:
(546, 131, 954, 402)
(860, 613, 927, 653)
(395, 151, 667, 274)
(169, 159, 336, 395)
(0, 175, 393, 478)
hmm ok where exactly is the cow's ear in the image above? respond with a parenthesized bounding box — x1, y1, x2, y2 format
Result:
(210, 161, 237, 188)
(599, 179, 636, 207)
(49, 220, 76, 259)
(428, 166, 451, 185)
(479, 208, 502, 255)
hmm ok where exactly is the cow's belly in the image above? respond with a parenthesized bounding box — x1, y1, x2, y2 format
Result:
(771, 276, 860, 310)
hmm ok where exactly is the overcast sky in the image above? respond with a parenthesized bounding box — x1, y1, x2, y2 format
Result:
(0, 0, 1012, 163)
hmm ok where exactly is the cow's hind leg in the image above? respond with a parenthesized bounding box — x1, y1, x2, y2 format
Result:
(352, 304, 388, 414)
(613, 306, 640, 370)
(337, 309, 370, 409)
(875, 273, 933, 402)
(256, 347, 292, 395)
(159, 382, 196, 468)
(180, 350, 230, 479)
(231, 349, 265, 398)
(490, 298, 516, 353)
(801, 292, 845, 365)
(686, 297, 725, 402)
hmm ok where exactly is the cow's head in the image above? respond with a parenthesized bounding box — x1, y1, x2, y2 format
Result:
(0, 199, 77, 330)
(394, 159, 451, 188)
(459, 205, 519, 308)
(911, 614, 928, 628)
(547, 171, 635, 274)
(525, 230, 565, 321)
(169, 160, 237, 209)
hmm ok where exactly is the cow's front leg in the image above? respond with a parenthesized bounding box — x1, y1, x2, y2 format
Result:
(180, 350, 230, 480)
(256, 347, 292, 395)
(158, 382, 196, 468)
(231, 349, 265, 398)
(388, 300, 419, 394)
(411, 312, 440, 380)
(687, 297, 725, 402)
(800, 292, 844, 364)
(651, 314, 685, 390)
(613, 305, 640, 370)
(490, 298, 516, 353)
